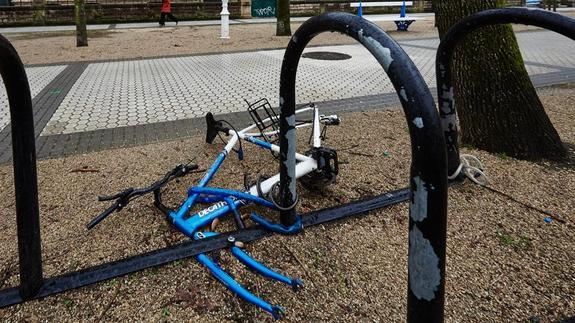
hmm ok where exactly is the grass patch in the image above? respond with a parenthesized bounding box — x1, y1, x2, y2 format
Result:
(147, 267, 160, 277)
(171, 259, 184, 267)
(460, 143, 476, 150)
(61, 297, 74, 310)
(497, 152, 509, 160)
(105, 278, 119, 287)
(497, 230, 533, 250)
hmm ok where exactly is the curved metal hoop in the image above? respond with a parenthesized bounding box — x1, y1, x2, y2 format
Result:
(436, 8, 575, 176)
(0, 35, 43, 299)
(278, 12, 448, 322)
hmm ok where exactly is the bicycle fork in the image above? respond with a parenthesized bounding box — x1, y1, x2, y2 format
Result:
(194, 231, 303, 320)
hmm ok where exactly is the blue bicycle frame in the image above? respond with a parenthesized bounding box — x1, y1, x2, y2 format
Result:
(90, 103, 337, 319)
(161, 105, 327, 319)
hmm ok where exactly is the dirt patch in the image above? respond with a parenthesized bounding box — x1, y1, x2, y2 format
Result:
(6, 19, 441, 65)
(0, 85, 573, 321)
(7, 30, 114, 41)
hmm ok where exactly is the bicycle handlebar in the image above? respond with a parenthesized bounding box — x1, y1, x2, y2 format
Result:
(87, 201, 121, 229)
(98, 188, 134, 202)
(87, 163, 198, 230)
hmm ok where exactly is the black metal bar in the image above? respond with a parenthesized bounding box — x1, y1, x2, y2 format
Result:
(0, 188, 411, 308)
(278, 12, 448, 323)
(0, 35, 43, 299)
(436, 8, 575, 176)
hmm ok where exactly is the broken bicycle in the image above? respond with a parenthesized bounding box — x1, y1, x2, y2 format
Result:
(88, 98, 341, 319)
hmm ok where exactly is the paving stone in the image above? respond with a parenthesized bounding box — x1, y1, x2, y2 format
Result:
(2, 30, 573, 164)
(0, 65, 67, 130)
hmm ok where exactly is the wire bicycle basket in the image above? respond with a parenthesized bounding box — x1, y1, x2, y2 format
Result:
(246, 98, 281, 143)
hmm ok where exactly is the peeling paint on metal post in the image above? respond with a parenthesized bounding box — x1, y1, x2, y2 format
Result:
(436, 8, 575, 177)
(278, 12, 448, 322)
(357, 29, 394, 72)
(412, 117, 424, 129)
(409, 225, 441, 301)
(410, 176, 428, 222)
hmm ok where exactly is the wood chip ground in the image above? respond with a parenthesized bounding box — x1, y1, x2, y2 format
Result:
(0, 85, 573, 322)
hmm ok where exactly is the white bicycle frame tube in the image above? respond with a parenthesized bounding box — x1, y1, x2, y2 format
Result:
(313, 107, 321, 148)
(221, 105, 322, 197)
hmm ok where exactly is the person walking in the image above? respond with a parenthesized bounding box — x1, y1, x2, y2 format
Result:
(159, 0, 179, 26)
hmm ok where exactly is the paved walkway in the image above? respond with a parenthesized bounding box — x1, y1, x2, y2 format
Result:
(0, 28, 574, 163)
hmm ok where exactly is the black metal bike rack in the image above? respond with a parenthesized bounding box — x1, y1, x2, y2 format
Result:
(0, 22, 447, 320)
(436, 7, 575, 176)
(277, 12, 448, 322)
(1, 12, 453, 322)
(0, 34, 43, 301)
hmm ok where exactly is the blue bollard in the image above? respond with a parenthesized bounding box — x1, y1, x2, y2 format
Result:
(400, 0, 406, 18)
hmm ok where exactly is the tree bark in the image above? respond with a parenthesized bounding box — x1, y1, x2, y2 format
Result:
(545, 0, 558, 11)
(433, 0, 566, 160)
(75, 0, 88, 47)
(276, 0, 291, 36)
(32, 0, 46, 25)
(553, 0, 557, 12)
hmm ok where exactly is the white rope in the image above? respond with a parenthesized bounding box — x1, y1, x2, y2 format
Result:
(448, 154, 488, 186)
(448, 154, 569, 225)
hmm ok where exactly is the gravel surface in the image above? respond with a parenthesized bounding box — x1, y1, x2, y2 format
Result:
(0, 85, 573, 322)
(4, 11, 573, 66)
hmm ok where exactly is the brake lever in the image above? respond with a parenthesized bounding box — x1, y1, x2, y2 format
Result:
(174, 163, 199, 177)
(89, 188, 135, 229)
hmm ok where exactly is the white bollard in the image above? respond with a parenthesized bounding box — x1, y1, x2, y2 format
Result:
(220, 0, 230, 39)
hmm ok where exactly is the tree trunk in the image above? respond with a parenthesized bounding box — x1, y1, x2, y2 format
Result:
(276, 0, 291, 36)
(75, 0, 88, 47)
(32, 0, 46, 25)
(433, 0, 566, 160)
(545, 0, 558, 11)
